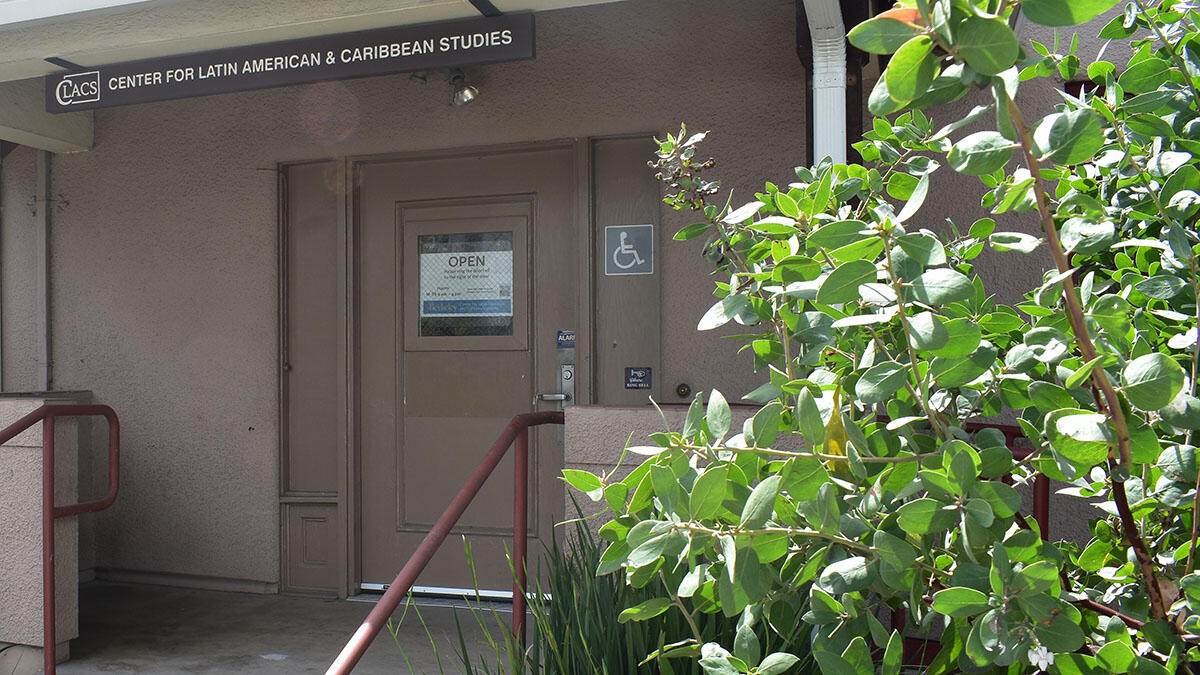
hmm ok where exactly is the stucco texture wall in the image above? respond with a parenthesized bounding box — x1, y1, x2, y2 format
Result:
(21, 0, 807, 584)
(1, 145, 45, 391)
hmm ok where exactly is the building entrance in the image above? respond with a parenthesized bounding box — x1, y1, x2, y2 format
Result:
(355, 146, 576, 593)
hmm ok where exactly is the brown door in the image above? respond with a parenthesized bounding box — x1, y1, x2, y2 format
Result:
(356, 146, 575, 592)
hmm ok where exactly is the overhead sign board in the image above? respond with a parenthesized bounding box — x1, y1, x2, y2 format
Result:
(45, 13, 534, 113)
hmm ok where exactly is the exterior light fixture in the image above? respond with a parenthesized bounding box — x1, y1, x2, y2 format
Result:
(448, 68, 478, 106)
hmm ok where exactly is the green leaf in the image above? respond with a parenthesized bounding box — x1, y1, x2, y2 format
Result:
(690, 465, 728, 520)
(817, 260, 877, 304)
(948, 131, 1015, 175)
(1034, 612, 1085, 653)
(1096, 642, 1137, 673)
(797, 388, 825, 447)
(1118, 57, 1172, 94)
(897, 233, 947, 266)
(749, 402, 782, 447)
(1051, 653, 1104, 674)
(881, 631, 902, 675)
(707, 389, 732, 440)
(868, 75, 907, 116)
(908, 268, 973, 305)
(674, 222, 711, 241)
(758, 652, 800, 675)
(896, 173, 929, 223)
(1046, 409, 1112, 468)
(931, 341, 997, 387)
(1090, 295, 1131, 335)
(819, 556, 872, 594)
(740, 475, 781, 529)
(1022, 0, 1121, 26)
(627, 520, 678, 567)
(896, 498, 957, 535)
(955, 17, 1020, 76)
(734, 621, 760, 668)
(930, 318, 982, 359)
(1136, 274, 1187, 299)
(847, 17, 920, 54)
(971, 481, 1021, 517)
(855, 361, 910, 404)
(1147, 151, 1193, 178)
(782, 456, 829, 501)
(931, 587, 991, 618)
(873, 530, 917, 579)
(812, 651, 857, 675)
(1122, 353, 1186, 411)
(699, 294, 755, 330)
(807, 220, 870, 252)
(562, 469, 602, 494)
(723, 201, 764, 225)
(1060, 218, 1116, 255)
(775, 192, 799, 219)
(1032, 110, 1104, 165)
(618, 597, 672, 623)
(886, 36, 937, 103)
(1162, 393, 1200, 430)
(1077, 539, 1112, 573)
(908, 311, 949, 351)
(841, 636, 872, 673)
(989, 231, 1041, 253)
(1064, 354, 1112, 389)
(683, 394, 704, 439)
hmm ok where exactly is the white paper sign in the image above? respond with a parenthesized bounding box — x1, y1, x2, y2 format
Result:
(419, 246, 513, 317)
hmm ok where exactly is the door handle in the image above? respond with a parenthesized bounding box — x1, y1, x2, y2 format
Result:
(536, 393, 570, 402)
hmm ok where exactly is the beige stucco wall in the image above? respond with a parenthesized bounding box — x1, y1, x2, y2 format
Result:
(0, 146, 45, 391)
(0, 1, 1113, 587)
(1, 0, 808, 586)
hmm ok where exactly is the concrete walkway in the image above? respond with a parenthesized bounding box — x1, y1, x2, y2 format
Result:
(50, 582, 514, 674)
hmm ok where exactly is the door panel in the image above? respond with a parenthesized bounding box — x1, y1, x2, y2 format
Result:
(357, 146, 574, 591)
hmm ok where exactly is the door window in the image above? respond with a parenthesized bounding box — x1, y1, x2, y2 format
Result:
(418, 231, 514, 337)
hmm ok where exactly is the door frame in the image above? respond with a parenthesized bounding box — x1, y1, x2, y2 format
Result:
(278, 140, 595, 597)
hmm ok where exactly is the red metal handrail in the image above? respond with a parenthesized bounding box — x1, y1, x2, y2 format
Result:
(0, 403, 120, 675)
(963, 421, 1049, 537)
(328, 410, 563, 675)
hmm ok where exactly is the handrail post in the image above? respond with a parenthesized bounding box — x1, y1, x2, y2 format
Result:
(1034, 474, 1050, 540)
(42, 413, 56, 674)
(512, 426, 528, 653)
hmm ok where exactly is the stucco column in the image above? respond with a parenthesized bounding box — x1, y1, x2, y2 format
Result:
(0, 395, 85, 667)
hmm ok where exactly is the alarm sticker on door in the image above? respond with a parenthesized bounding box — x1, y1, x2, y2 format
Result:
(604, 224, 654, 276)
(625, 367, 652, 390)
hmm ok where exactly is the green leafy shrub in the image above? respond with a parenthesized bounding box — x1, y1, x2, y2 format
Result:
(565, 0, 1200, 672)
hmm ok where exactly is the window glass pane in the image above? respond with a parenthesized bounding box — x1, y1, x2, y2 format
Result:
(418, 231, 514, 337)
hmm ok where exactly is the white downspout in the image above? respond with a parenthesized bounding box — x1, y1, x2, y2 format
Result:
(803, 0, 847, 164)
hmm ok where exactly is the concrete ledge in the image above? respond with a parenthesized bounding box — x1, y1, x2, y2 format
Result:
(0, 395, 84, 649)
(94, 568, 280, 595)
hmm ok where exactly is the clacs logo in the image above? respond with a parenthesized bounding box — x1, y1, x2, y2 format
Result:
(54, 71, 101, 106)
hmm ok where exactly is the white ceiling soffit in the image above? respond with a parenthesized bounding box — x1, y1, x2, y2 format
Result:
(0, 0, 170, 27)
(0, 0, 623, 85)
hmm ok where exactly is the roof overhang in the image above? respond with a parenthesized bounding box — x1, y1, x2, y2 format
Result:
(0, 0, 623, 84)
(0, 0, 622, 153)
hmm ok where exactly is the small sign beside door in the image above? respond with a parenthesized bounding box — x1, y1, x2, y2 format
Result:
(625, 367, 652, 390)
(604, 224, 654, 276)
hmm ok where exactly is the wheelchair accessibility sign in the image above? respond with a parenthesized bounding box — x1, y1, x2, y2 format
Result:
(604, 224, 654, 276)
